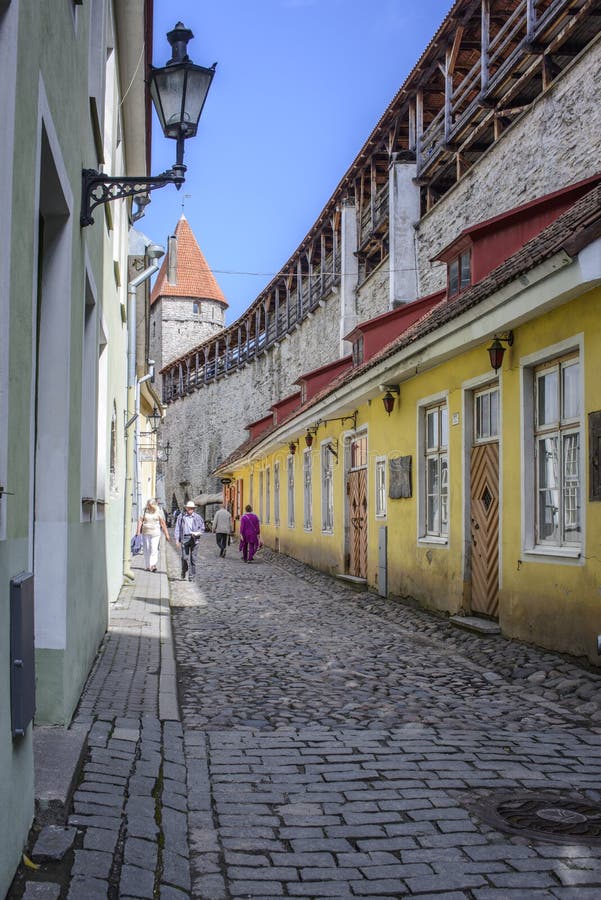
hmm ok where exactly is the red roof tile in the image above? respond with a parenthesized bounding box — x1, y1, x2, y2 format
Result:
(151, 215, 228, 307)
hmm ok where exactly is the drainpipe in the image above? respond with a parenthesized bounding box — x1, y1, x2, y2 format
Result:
(123, 245, 164, 581)
(135, 366, 155, 522)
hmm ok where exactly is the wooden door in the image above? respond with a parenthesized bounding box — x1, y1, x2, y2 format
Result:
(348, 468, 368, 578)
(470, 442, 499, 617)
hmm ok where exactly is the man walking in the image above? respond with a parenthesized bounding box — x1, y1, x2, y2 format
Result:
(212, 503, 233, 558)
(174, 500, 205, 580)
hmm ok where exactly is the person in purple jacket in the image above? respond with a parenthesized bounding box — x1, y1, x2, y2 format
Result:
(239, 504, 261, 563)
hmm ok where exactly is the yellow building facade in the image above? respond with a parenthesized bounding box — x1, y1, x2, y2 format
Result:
(217, 188, 601, 666)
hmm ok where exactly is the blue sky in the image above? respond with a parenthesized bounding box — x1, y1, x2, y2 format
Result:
(143, 0, 452, 322)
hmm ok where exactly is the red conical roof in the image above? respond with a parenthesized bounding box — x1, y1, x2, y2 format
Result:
(151, 214, 228, 307)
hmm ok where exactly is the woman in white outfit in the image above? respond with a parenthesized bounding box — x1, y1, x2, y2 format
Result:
(136, 499, 170, 572)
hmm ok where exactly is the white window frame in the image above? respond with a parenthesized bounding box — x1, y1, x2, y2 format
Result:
(521, 338, 584, 562)
(375, 456, 387, 519)
(259, 470, 264, 522)
(474, 384, 500, 443)
(303, 449, 312, 531)
(417, 392, 449, 545)
(321, 442, 334, 533)
(274, 461, 280, 526)
(265, 466, 270, 525)
(287, 455, 295, 528)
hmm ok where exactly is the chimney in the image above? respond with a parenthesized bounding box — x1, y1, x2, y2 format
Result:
(167, 234, 177, 285)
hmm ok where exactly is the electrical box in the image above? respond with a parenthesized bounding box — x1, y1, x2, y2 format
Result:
(10, 572, 35, 738)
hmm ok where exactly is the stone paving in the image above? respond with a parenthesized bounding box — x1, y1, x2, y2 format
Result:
(171, 536, 601, 899)
(7, 533, 601, 899)
(8, 556, 188, 900)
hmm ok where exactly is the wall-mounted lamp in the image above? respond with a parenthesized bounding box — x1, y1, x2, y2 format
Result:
(288, 440, 298, 456)
(158, 441, 171, 462)
(147, 406, 162, 433)
(487, 331, 514, 373)
(380, 384, 400, 416)
(304, 424, 320, 448)
(81, 22, 216, 226)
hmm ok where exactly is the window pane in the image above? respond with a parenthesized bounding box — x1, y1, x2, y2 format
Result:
(490, 389, 499, 437)
(538, 436, 559, 541)
(562, 362, 579, 420)
(562, 432, 580, 542)
(427, 457, 439, 532)
(427, 410, 438, 449)
(476, 393, 489, 439)
(376, 460, 386, 517)
(440, 407, 448, 447)
(537, 369, 558, 426)
(460, 251, 471, 289)
(448, 259, 459, 296)
(440, 455, 448, 534)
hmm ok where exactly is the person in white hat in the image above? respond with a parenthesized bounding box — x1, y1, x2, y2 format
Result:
(174, 500, 205, 580)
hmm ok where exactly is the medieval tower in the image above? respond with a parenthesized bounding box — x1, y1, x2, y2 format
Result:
(149, 214, 228, 379)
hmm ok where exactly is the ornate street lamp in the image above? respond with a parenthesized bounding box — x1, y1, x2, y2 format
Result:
(487, 332, 514, 373)
(147, 406, 162, 433)
(380, 384, 400, 416)
(81, 22, 216, 226)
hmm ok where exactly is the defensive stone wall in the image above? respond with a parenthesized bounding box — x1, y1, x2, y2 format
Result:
(417, 44, 601, 296)
(162, 290, 342, 507)
(356, 259, 391, 323)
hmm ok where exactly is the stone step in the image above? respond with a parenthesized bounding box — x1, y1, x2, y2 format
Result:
(335, 574, 368, 592)
(33, 724, 89, 826)
(449, 614, 501, 635)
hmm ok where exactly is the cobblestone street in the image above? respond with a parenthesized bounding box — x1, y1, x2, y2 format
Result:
(169, 535, 601, 899)
(9, 535, 601, 899)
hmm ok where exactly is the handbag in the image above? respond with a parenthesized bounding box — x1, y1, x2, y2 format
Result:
(131, 510, 145, 556)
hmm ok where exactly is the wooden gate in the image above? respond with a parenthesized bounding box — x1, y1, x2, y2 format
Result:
(470, 442, 499, 617)
(348, 468, 368, 578)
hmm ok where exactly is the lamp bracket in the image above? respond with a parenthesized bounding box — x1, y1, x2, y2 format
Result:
(321, 410, 358, 431)
(492, 331, 514, 347)
(379, 384, 400, 395)
(81, 165, 186, 227)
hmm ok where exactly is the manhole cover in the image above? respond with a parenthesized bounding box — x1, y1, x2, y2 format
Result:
(473, 792, 601, 845)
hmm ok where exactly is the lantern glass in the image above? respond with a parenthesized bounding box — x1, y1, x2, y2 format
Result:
(305, 432, 313, 448)
(147, 406, 161, 432)
(150, 63, 215, 141)
(487, 339, 505, 372)
(383, 392, 395, 415)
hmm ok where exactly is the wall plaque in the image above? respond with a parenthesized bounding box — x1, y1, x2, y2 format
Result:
(389, 455, 412, 499)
